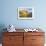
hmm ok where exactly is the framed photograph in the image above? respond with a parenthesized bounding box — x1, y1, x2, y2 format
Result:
(18, 7, 34, 19)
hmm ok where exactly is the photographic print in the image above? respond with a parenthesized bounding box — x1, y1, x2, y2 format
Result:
(18, 7, 34, 19)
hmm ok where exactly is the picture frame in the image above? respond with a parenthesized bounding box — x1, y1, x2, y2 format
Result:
(17, 7, 34, 19)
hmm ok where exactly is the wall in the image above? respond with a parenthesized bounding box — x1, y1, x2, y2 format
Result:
(0, 0, 46, 29)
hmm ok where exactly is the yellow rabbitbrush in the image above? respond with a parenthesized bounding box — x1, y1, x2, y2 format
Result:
(19, 10, 29, 17)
